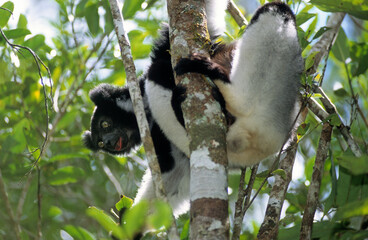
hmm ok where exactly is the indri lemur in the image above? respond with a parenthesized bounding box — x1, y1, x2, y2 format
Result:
(147, 2, 303, 166)
(83, 0, 227, 216)
(83, 2, 302, 215)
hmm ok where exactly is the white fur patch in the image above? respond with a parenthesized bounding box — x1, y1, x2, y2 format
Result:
(219, 7, 303, 166)
(205, 0, 227, 37)
(145, 80, 190, 156)
(116, 97, 134, 112)
(134, 143, 190, 217)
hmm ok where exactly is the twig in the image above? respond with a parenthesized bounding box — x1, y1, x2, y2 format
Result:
(314, 87, 363, 157)
(227, 0, 248, 27)
(0, 6, 14, 15)
(232, 165, 259, 239)
(99, 158, 124, 196)
(300, 123, 333, 240)
(108, 0, 179, 239)
(0, 27, 53, 170)
(16, 173, 34, 221)
(0, 169, 22, 240)
(344, 61, 368, 129)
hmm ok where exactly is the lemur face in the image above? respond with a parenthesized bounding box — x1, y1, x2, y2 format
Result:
(83, 84, 142, 155)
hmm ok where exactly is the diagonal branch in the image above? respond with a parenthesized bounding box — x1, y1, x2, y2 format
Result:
(257, 139, 298, 240)
(300, 122, 333, 240)
(108, 0, 179, 238)
(227, 0, 248, 27)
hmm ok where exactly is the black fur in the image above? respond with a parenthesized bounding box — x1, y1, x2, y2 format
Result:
(251, 2, 295, 24)
(83, 80, 177, 174)
(175, 54, 230, 83)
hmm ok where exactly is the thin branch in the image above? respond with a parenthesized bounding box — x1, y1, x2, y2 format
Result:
(0, 6, 13, 14)
(300, 123, 333, 240)
(232, 165, 260, 240)
(233, 167, 247, 236)
(0, 27, 53, 170)
(232, 165, 259, 239)
(16, 173, 33, 221)
(99, 158, 124, 196)
(257, 137, 298, 240)
(314, 87, 363, 157)
(108, 0, 179, 239)
(0, 169, 22, 240)
(227, 0, 248, 27)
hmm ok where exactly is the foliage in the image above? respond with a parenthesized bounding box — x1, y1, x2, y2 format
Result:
(0, 0, 367, 239)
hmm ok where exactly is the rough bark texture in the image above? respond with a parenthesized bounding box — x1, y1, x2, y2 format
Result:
(108, 0, 179, 238)
(300, 123, 333, 240)
(257, 138, 298, 240)
(227, 0, 248, 27)
(166, 0, 229, 239)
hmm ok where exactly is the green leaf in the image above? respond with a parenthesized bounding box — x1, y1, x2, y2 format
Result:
(323, 113, 341, 126)
(305, 51, 319, 71)
(336, 167, 351, 206)
(48, 166, 85, 185)
(180, 219, 190, 240)
(297, 123, 310, 136)
(85, 3, 100, 36)
(128, 30, 151, 59)
(147, 201, 173, 230)
(331, 28, 349, 62)
(297, 27, 310, 50)
(333, 87, 348, 97)
(48, 206, 63, 218)
(86, 207, 125, 239)
(310, 0, 368, 20)
(335, 197, 368, 219)
(123, 201, 149, 238)
(350, 42, 368, 77)
(17, 14, 28, 29)
(63, 225, 96, 240)
(0, 1, 14, 27)
(296, 12, 316, 26)
(115, 196, 133, 211)
(122, 0, 145, 19)
(272, 169, 287, 180)
(338, 154, 368, 175)
(75, 0, 88, 17)
(312, 27, 331, 40)
(24, 34, 46, 51)
(6, 118, 30, 154)
(2, 28, 31, 40)
(102, 0, 114, 33)
(47, 153, 89, 163)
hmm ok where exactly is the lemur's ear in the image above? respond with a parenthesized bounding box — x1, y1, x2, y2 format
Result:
(89, 84, 116, 106)
(82, 131, 98, 151)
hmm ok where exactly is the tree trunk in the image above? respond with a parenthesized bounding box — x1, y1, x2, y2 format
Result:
(166, 0, 229, 239)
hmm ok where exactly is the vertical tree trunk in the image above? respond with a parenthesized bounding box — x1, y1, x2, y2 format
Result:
(166, 0, 229, 239)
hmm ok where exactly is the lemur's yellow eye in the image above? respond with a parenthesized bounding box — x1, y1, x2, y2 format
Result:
(101, 121, 110, 128)
(98, 141, 104, 148)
